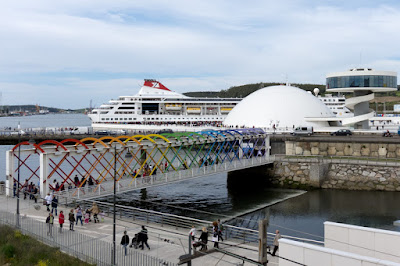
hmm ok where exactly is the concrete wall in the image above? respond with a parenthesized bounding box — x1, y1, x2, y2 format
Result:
(269, 161, 400, 191)
(325, 222, 400, 263)
(279, 239, 399, 266)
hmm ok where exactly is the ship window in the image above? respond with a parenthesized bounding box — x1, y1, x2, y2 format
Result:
(101, 118, 105, 120)
(106, 118, 109, 120)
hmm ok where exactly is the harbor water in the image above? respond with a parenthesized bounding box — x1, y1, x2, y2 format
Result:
(1, 114, 400, 241)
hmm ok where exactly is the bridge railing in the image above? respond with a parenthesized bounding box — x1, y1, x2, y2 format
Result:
(71, 199, 323, 247)
(57, 155, 276, 201)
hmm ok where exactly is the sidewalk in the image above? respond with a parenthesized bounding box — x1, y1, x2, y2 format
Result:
(0, 195, 279, 265)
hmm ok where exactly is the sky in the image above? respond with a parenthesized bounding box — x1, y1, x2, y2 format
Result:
(1, 0, 400, 109)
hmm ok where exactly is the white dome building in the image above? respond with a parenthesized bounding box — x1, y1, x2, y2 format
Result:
(223, 85, 335, 129)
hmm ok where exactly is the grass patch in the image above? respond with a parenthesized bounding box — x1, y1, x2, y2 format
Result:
(0, 225, 92, 266)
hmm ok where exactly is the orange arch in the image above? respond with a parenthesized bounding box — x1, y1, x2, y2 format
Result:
(37, 140, 68, 151)
(81, 137, 109, 148)
(99, 136, 126, 146)
(60, 139, 89, 149)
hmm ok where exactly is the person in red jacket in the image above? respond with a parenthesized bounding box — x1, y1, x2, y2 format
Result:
(59, 211, 65, 233)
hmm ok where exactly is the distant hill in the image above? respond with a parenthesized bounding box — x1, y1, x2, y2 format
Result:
(0, 105, 84, 114)
(184, 82, 326, 98)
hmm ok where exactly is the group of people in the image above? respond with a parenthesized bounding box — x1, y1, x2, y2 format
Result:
(45, 202, 103, 236)
(189, 220, 282, 257)
(191, 219, 224, 251)
(120, 226, 151, 256)
(13, 179, 39, 203)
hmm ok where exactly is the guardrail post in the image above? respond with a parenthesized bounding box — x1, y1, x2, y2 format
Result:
(78, 188, 80, 198)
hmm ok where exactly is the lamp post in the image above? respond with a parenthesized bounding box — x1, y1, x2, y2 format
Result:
(112, 144, 118, 265)
(16, 122, 21, 227)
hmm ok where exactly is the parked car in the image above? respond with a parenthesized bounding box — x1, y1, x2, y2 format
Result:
(331, 129, 352, 136)
(94, 130, 110, 136)
(156, 129, 174, 134)
(291, 126, 313, 136)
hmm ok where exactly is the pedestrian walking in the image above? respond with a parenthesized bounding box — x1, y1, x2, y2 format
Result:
(272, 230, 281, 256)
(121, 231, 130, 256)
(75, 205, 83, 225)
(59, 211, 64, 233)
(138, 226, 150, 250)
(199, 227, 208, 251)
(32, 185, 38, 203)
(69, 209, 75, 231)
(51, 196, 58, 216)
(13, 180, 17, 197)
(88, 202, 100, 223)
(189, 225, 196, 241)
(212, 222, 219, 248)
(44, 193, 52, 212)
(84, 211, 90, 224)
(217, 219, 224, 241)
(46, 213, 54, 237)
(23, 179, 28, 200)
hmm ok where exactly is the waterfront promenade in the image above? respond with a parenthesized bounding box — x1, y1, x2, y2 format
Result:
(0, 194, 279, 265)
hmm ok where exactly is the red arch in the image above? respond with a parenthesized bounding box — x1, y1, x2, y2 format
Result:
(37, 140, 68, 151)
(12, 141, 45, 153)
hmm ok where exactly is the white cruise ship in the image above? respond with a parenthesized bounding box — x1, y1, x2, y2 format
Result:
(88, 79, 242, 131)
(318, 94, 353, 118)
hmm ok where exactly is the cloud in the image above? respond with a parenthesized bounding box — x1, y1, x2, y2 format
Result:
(0, 1, 399, 108)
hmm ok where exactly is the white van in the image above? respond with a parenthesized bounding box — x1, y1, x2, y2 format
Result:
(291, 126, 313, 136)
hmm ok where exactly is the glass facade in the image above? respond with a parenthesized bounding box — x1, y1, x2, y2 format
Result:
(327, 75, 397, 89)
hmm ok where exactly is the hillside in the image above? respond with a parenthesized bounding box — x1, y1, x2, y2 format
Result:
(184, 82, 326, 98)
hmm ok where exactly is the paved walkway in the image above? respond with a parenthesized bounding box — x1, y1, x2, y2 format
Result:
(0, 195, 279, 265)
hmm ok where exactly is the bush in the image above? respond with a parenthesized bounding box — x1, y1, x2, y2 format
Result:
(1, 244, 15, 259)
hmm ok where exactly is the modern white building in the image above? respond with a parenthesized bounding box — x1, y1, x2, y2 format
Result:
(326, 68, 397, 129)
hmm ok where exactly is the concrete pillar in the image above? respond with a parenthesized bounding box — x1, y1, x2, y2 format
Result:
(264, 135, 270, 157)
(238, 138, 243, 158)
(309, 163, 330, 187)
(5, 150, 14, 197)
(40, 153, 49, 198)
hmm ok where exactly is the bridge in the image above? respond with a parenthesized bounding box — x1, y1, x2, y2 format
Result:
(5, 128, 273, 201)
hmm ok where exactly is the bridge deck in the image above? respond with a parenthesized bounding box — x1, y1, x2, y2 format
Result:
(60, 156, 275, 202)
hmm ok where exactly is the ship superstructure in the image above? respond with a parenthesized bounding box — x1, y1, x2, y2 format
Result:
(88, 79, 242, 127)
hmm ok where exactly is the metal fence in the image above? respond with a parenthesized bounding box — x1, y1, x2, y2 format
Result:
(58, 155, 276, 201)
(0, 211, 176, 266)
(72, 200, 323, 247)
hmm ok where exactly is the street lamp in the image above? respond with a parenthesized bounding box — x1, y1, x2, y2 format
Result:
(111, 144, 122, 265)
(16, 122, 21, 227)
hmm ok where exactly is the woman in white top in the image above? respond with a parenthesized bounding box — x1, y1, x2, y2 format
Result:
(189, 225, 196, 241)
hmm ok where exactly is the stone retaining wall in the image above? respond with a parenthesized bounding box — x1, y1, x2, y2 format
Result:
(269, 161, 400, 191)
(286, 141, 400, 158)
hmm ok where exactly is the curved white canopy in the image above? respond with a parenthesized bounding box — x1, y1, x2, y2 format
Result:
(223, 85, 334, 128)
